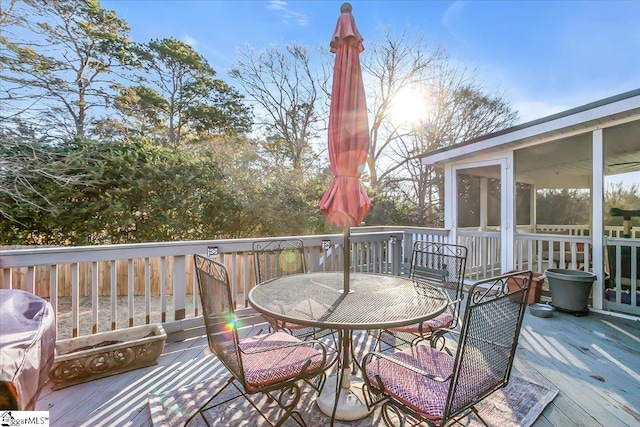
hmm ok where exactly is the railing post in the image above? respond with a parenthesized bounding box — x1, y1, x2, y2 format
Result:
(403, 233, 414, 273)
(390, 235, 403, 275)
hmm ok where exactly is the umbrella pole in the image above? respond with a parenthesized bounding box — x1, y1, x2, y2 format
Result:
(343, 226, 350, 293)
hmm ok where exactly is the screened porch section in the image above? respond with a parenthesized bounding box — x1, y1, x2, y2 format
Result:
(425, 92, 640, 317)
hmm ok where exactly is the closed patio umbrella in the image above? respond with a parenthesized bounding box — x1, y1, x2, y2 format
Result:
(319, 2, 371, 293)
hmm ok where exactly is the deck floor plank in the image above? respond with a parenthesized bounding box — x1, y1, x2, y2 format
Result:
(35, 311, 640, 427)
(520, 311, 640, 427)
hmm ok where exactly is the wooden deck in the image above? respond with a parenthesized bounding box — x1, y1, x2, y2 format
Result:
(36, 309, 640, 426)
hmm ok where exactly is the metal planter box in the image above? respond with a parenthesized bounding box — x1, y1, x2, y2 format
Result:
(48, 323, 166, 390)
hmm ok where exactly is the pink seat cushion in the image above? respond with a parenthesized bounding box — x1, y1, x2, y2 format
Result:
(274, 320, 310, 330)
(239, 332, 325, 392)
(364, 343, 454, 422)
(390, 312, 454, 334)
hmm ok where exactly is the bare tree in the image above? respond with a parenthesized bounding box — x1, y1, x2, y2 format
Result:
(362, 28, 442, 190)
(423, 61, 518, 148)
(230, 43, 329, 172)
(0, 0, 26, 25)
(389, 59, 519, 224)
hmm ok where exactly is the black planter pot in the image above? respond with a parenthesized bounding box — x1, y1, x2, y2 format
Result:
(545, 268, 597, 316)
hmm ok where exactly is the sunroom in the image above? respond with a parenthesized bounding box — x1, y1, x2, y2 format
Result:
(420, 88, 640, 317)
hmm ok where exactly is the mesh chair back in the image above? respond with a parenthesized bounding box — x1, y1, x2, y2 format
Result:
(253, 239, 306, 284)
(445, 270, 532, 419)
(194, 255, 245, 384)
(409, 241, 467, 326)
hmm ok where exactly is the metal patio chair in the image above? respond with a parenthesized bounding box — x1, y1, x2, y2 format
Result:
(362, 270, 532, 427)
(187, 255, 330, 427)
(375, 241, 467, 351)
(253, 239, 335, 342)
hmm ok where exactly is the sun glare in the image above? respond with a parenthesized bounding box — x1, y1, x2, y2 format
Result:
(389, 87, 430, 127)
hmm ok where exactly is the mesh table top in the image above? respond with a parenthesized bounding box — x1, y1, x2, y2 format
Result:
(248, 272, 449, 330)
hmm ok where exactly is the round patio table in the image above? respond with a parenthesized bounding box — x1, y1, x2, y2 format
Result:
(248, 272, 449, 424)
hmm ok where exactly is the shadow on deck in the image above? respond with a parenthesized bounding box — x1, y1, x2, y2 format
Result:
(36, 310, 640, 426)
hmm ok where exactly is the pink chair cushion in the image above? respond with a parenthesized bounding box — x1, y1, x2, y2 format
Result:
(390, 312, 454, 334)
(274, 320, 309, 330)
(239, 332, 324, 392)
(364, 343, 454, 422)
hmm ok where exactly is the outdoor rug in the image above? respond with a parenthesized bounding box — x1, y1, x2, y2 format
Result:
(149, 369, 557, 426)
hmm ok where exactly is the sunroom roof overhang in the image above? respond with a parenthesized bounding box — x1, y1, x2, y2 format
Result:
(420, 89, 640, 167)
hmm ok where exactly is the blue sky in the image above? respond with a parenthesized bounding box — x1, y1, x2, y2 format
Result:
(102, 0, 640, 124)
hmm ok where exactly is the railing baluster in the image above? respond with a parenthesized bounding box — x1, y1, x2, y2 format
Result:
(173, 255, 186, 320)
(242, 251, 250, 307)
(92, 261, 98, 334)
(26, 266, 35, 294)
(50, 264, 58, 337)
(230, 252, 238, 309)
(160, 256, 167, 323)
(145, 257, 151, 324)
(72, 262, 79, 337)
(631, 246, 637, 307)
(193, 256, 199, 317)
(128, 259, 134, 327)
(2, 268, 10, 289)
(110, 260, 117, 330)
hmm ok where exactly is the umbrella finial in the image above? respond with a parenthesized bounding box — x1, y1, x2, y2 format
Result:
(340, 3, 352, 13)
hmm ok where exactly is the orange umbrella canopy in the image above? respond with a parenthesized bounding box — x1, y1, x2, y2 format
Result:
(319, 3, 371, 228)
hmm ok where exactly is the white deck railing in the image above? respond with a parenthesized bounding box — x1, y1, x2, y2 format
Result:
(2, 224, 638, 339)
(515, 232, 592, 272)
(537, 224, 640, 238)
(604, 237, 639, 315)
(1, 228, 449, 339)
(458, 227, 638, 316)
(457, 230, 502, 280)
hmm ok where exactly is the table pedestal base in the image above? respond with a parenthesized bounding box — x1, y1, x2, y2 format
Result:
(316, 374, 372, 421)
